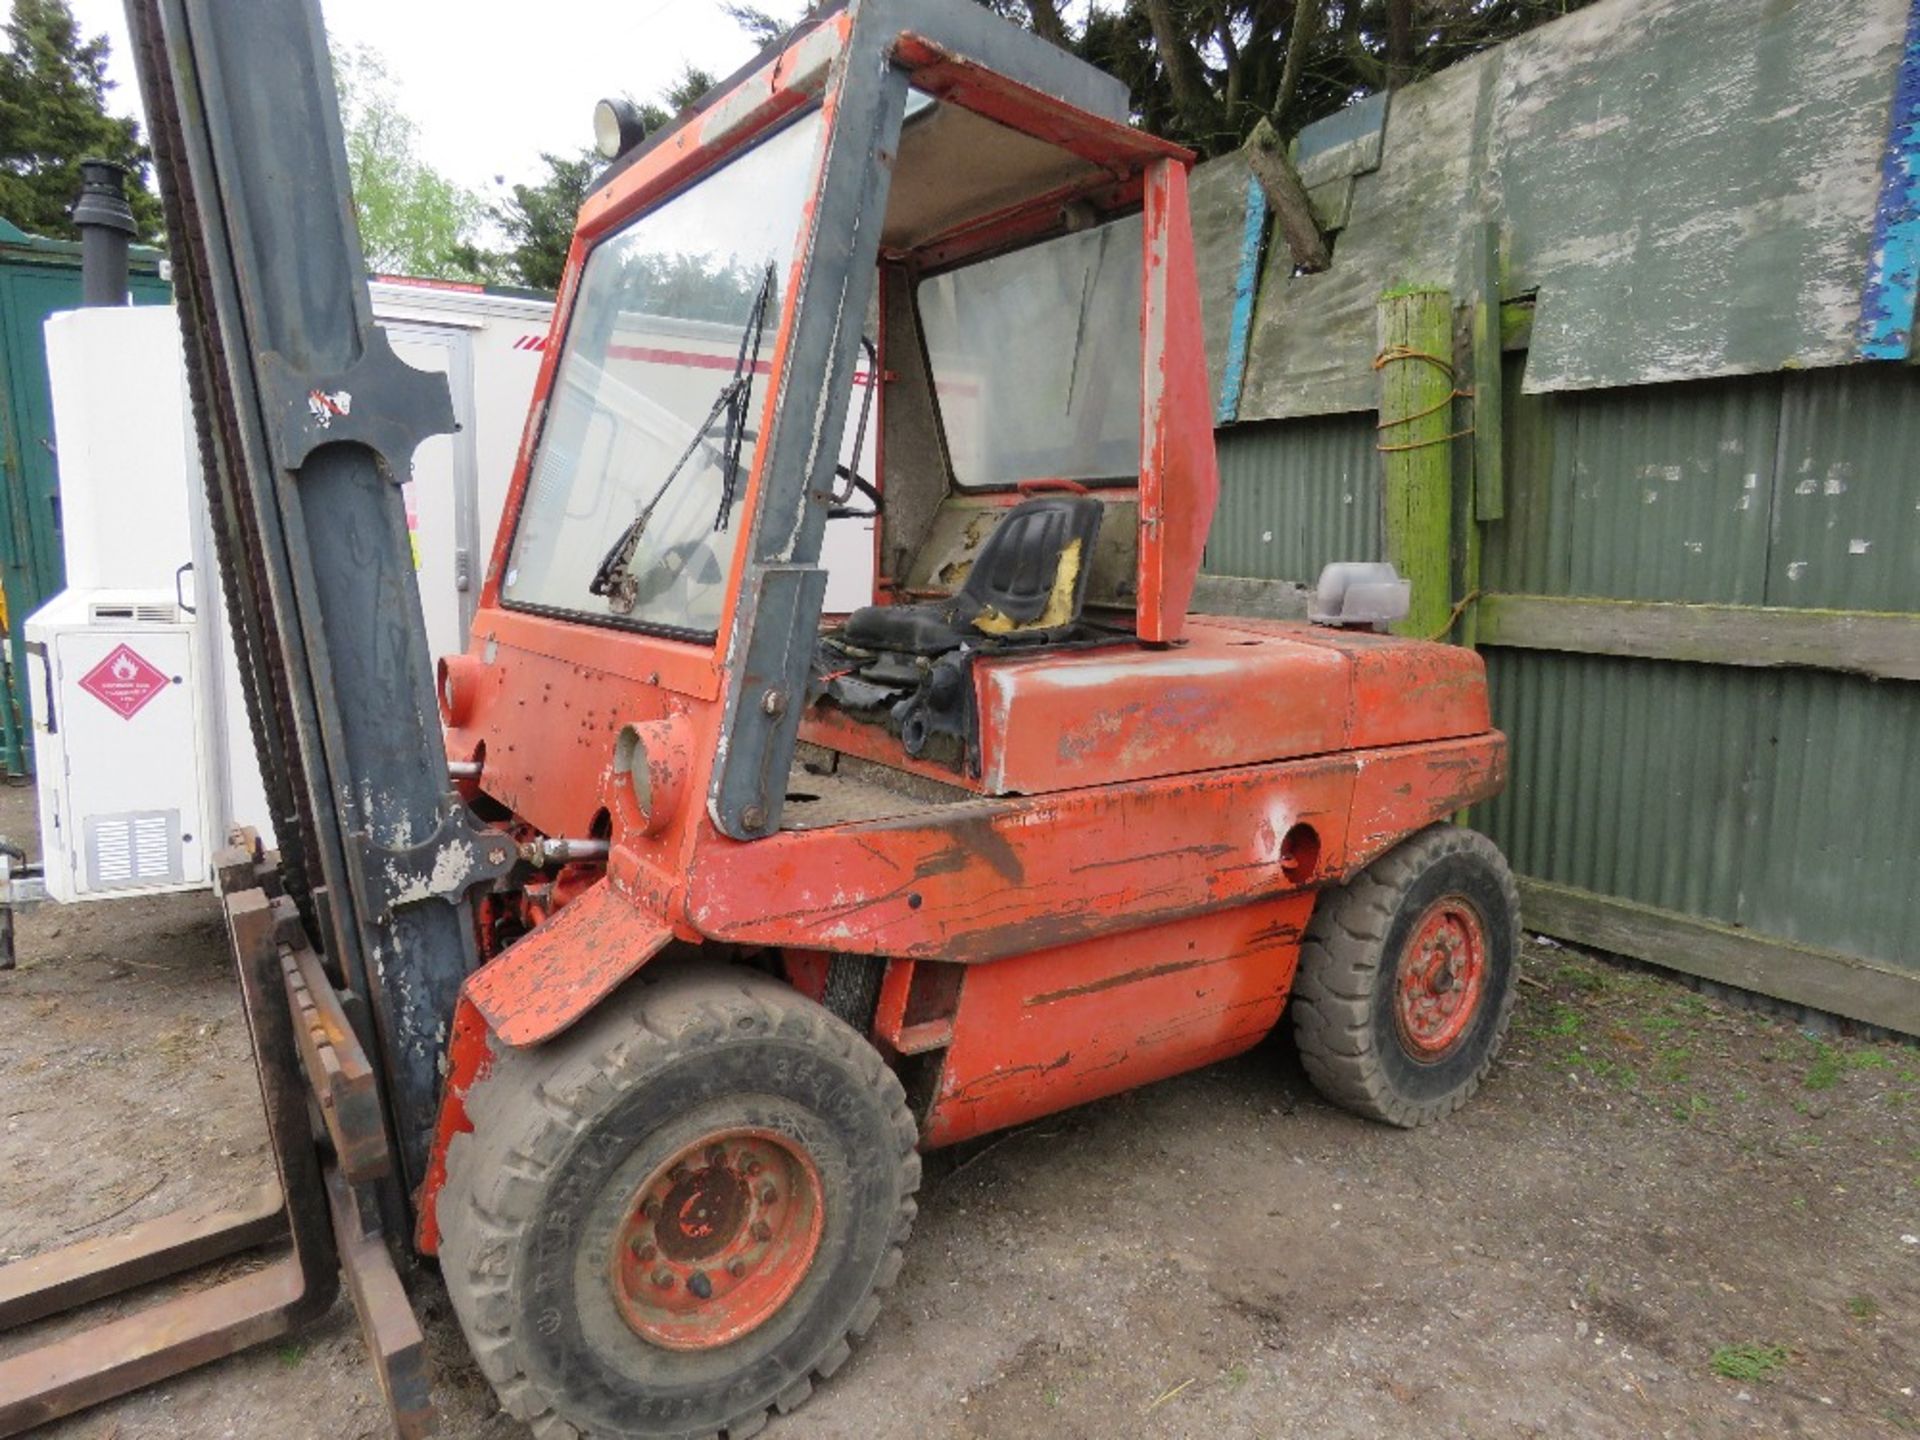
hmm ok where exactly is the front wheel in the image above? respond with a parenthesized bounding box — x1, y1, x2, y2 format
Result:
(437, 964, 920, 1439)
(1292, 824, 1520, 1127)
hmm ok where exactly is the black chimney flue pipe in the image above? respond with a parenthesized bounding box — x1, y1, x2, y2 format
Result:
(72, 159, 136, 307)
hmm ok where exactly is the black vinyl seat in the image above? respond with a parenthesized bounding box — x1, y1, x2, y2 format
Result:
(844, 495, 1105, 655)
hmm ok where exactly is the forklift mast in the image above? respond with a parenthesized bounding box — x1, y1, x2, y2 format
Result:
(124, 0, 503, 1199)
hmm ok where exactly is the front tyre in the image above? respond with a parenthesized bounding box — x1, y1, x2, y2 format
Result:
(1292, 824, 1520, 1127)
(438, 965, 920, 1439)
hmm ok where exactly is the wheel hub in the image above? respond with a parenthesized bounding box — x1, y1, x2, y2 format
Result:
(609, 1128, 824, 1351)
(1393, 895, 1489, 1060)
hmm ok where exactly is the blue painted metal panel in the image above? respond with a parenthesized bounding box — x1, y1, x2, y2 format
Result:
(1214, 177, 1266, 425)
(1860, 0, 1920, 358)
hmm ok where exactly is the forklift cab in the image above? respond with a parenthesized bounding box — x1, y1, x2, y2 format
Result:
(459, 1, 1216, 854)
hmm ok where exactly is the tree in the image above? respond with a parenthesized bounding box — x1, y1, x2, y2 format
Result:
(0, 0, 161, 241)
(987, 1, 1601, 158)
(721, 4, 790, 49)
(489, 150, 597, 292)
(486, 64, 724, 292)
(332, 43, 488, 280)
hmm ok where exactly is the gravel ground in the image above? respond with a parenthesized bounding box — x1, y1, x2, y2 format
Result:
(2, 781, 1915, 1440)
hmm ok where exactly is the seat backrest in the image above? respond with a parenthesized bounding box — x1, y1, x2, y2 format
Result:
(959, 495, 1105, 631)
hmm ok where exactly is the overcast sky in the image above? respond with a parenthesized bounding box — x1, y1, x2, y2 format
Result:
(56, 0, 785, 194)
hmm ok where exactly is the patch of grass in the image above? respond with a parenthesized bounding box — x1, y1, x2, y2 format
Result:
(1847, 1295, 1880, 1321)
(1670, 1093, 1713, 1124)
(1805, 1042, 1845, 1092)
(1556, 964, 1610, 994)
(1223, 1363, 1250, 1390)
(1653, 1046, 1692, 1083)
(1710, 1343, 1788, 1382)
(1546, 1003, 1585, 1037)
(276, 1340, 308, 1369)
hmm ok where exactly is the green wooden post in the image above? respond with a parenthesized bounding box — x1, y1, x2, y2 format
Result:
(1376, 285, 1454, 637)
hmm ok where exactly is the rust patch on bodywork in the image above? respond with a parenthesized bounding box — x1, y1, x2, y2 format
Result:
(1025, 953, 1218, 1005)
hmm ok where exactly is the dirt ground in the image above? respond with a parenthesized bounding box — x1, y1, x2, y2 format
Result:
(2, 780, 1916, 1440)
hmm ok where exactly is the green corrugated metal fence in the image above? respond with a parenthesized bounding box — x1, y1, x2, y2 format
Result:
(1204, 360, 1920, 1031)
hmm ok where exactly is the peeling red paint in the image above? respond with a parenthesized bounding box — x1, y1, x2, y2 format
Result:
(464, 881, 675, 1048)
(414, 996, 495, 1254)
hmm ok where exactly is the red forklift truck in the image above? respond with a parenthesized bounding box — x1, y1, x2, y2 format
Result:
(0, 2, 1516, 1436)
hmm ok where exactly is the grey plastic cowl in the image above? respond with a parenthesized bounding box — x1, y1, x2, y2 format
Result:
(1309, 562, 1411, 630)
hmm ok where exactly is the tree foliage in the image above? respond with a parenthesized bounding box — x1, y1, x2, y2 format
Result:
(333, 43, 488, 279)
(485, 64, 720, 292)
(0, 0, 161, 241)
(463, 0, 1600, 293)
(487, 150, 597, 292)
(996, 0, 1600, 156)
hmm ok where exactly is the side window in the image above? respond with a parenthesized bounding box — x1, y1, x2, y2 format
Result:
(917, 215, 1143, 488)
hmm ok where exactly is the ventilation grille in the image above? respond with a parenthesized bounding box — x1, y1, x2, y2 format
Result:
(83, 810, 183, 891)
(88, 602, 179, 625)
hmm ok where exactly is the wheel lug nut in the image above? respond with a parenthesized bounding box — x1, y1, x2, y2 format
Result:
(669, 1162, 691, 1183)
(627, 1235, 656, 1260)
(751, 1220, 772, 1242)
(688, 1270, 713, 1300)
(707, 1144, 728, 1167)
(652, 1269, 674, 1290)
(641, 1198, 661, 1219)
(758, 1183, 777, 1204)
(728, 1258, 747, 1278)
(745, 1159, 763, 1177)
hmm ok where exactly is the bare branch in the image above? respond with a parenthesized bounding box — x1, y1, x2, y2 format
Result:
(1024, 0, 1071, 48)
(1142, 0, 1221, 135)
(1272, 0, 1323, 126)
(1385, 0, 1415, 88)
(1246, 116, 1330, 273)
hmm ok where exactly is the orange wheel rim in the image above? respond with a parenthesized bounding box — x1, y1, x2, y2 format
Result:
(608, 1128, 824, 1352)
(1393, 895, 1489, 1060)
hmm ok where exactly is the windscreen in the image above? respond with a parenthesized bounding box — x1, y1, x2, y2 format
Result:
(918, 214, 1143, 489)
(500, 111, 824, 636)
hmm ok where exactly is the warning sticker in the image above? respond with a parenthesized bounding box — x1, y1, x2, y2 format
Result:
(78, 643, 171, 720)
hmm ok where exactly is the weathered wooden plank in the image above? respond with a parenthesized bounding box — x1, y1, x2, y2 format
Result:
(1293, 89, 1389, 188)
(1476, 593, 1920, 681)
(1469, 223, 1505, 521)
(1231, 0, 1911, 420)
(1190, 573, 1311, 620)
(1377, 287, 1455, 636)
(1519, 877, 1920, 1036)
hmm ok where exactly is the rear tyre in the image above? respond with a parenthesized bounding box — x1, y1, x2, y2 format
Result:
(438, 964, 920, 1439)
(1292, 824, 1519, 1127)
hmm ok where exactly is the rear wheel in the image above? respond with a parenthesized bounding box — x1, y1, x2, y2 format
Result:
(1292, 824, 1519, 1127)
(438, 964, 920, 1439)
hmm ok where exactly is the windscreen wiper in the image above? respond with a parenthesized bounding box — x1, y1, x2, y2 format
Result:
(590, 260, 778, 612)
